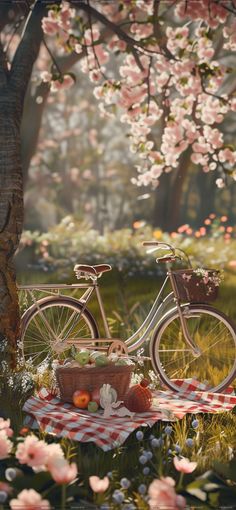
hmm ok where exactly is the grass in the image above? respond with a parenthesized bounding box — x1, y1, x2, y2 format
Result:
(11, 265, 236, 506)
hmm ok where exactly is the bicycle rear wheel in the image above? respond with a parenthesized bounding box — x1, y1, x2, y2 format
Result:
(150, 304, 236, 393)
(21, 297, 99, 365)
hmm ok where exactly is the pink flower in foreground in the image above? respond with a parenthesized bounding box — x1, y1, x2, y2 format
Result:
(148, 477, 186, 510)
(10, 489, 50, 510)
(174, 456, 197, 473)
(15, 435, 49, 468)
(0, 434, 12, 459)
(45, 443, 64, 470)
(48, 458, 78, 484)
(0, 417, 13, 437)
(89, 475, 110, 493)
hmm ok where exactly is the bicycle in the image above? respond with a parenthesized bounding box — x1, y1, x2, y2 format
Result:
(18, 241, 236, 393)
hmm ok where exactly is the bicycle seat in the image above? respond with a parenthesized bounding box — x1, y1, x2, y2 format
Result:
(74, 264, 112, 280)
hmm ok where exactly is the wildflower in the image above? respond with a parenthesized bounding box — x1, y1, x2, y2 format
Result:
(138, 483, 147, 494)
(191, 419, 199, 429)
(0, 418, 13, 438)
(174, 456, 197, 473)
(174, 445, 182, 454)
(45, 443, 64, 470)
(120, 478, 131, 489)
(15, 435, 49, 469)
(0, 435, 12, 460)
(89, 475, 109, 493)
(0, 491, 7, 504)
(185, 438, 194, 448)
(49, 458, 77, 484)
(112, 489, 125, 504)
(148, 477, 186, 510)
(5, 468, 20, 482)
(10, 489, 51, 510)
(151, 437, 163, 448)
(139, 454, 148, 464)
(144, 450, 153, 460)
(164, 425, 173, 436)
(136, 430, 144, 441)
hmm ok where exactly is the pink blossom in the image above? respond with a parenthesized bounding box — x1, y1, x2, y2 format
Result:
(42, 18, 59, 36)
(0, 434, 12, 459)
(148, 477, 186, 509)
(83, 25, 100, 45)
(218, 148, 236, 164)
(48, 458, 78, 484)
(15, 435, 49, 468)
(174, 456, 197, 473)
(89, 475, 109, 493)
(130, 22, 153, 40)
(216, 178, 225, 188)
(0, 417, 13, 437)
(10, 489, 51, 510)
(51, 75, 74, 92)
(40, 71, 52, 83)
(45, 443, 64, 470)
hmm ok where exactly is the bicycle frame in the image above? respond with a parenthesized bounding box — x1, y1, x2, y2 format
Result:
(19, 272, 199, 355)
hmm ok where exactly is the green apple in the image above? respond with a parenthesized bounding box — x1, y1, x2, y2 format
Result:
(95, 355, 109, 367)
(115, 358, 128, 366)
(75, 349, 90, 366)
(89, 351, 101, 362)
(87, 401, 99, 413)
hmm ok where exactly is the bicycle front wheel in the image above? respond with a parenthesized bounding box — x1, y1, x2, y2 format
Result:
(21, 297, 99, 365)
(150, 304, 236, 393)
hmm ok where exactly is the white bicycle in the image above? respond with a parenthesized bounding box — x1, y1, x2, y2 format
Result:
(19, 242, 236, 393)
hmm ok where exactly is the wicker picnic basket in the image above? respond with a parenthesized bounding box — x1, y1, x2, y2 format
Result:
(56, 364, 133, 403)
(171, 268, 220, 303)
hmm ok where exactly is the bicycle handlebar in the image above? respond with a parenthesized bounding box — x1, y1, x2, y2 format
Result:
(143, 241, 192, 268)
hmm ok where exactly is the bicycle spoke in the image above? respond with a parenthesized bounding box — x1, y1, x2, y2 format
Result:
(22, 300, 97, 364)
(152, 306, 236, 392)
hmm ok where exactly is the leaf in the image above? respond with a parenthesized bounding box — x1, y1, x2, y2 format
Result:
(11, 471, 53, 493)
(186, 487, 207, 502)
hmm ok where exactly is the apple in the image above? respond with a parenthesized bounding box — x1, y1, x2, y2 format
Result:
(89, 351, 100, 363)
(73, 389, 91, 409)
(91, 387, 101, 406)
(95, 355, 109, 367)
(87, 401, 98, 413)
(74, 350, 90, 366)
(115, 358, 128, 366)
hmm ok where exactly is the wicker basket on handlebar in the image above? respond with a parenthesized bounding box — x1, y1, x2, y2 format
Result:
(171, 268, 220, 303)
(56, 364, 133, 403)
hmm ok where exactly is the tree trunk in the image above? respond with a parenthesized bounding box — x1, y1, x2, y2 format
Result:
(152, 149, 191, 232)
(0, 0, 55, 353)
(0, 96, 23, 350)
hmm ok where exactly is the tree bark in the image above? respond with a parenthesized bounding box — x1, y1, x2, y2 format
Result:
(0, 1, 55, 353)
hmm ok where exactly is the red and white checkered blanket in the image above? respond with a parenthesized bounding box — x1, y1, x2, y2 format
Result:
(23, 380, 236, 451)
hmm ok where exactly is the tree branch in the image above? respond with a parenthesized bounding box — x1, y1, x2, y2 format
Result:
(77, 1, 145, 70)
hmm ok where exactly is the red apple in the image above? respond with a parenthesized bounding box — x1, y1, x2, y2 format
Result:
(91, 387, 101, 407)
(73, 389, 91, 409)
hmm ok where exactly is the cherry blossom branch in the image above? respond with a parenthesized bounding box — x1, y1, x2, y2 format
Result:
(42, 37, 63, 77)
(85, 0, 108, 79)
(77, 1, 145, 70)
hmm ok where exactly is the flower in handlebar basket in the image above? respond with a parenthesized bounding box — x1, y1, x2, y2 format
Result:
(181, 269, 223, 288)
(182, 274, 192, 282)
